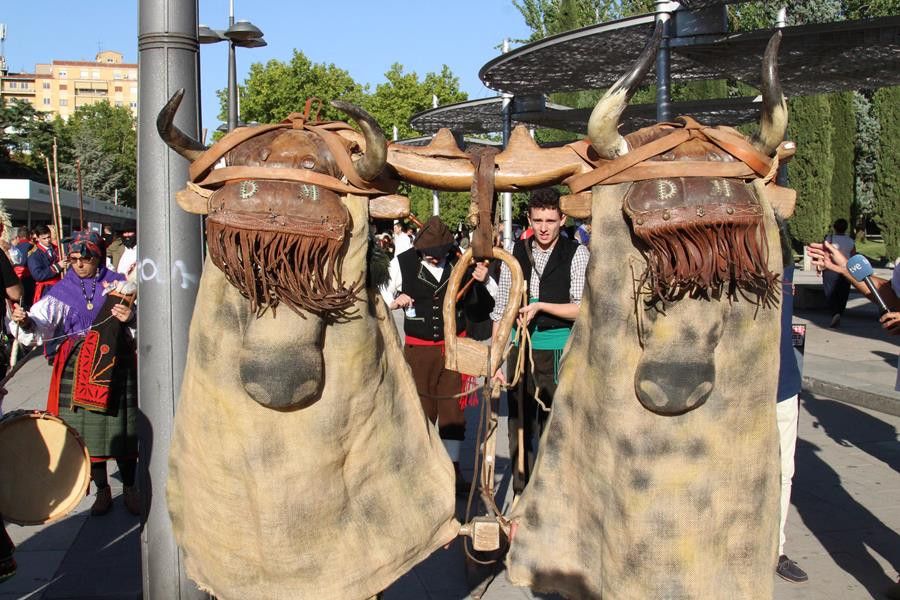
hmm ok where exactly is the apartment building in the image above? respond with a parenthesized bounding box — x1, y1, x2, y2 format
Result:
(0, 50, 138, 119)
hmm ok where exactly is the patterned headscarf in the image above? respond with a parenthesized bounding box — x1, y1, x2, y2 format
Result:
(68, 230, 106, 260)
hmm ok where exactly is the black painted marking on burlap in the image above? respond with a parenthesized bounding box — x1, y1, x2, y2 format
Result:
(617, 437, 637, 458)
(525, 502, 542, 529)
(686, 438, 708, 459)
(630, 470, 651, 490)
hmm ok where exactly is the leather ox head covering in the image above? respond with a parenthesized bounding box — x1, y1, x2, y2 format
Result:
(156, 91, 391, 317)
(568, 26, 790, 305)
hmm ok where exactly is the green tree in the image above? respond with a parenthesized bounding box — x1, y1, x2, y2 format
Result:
(58, 102, 137, 207)
(363, 63, 467, 140)
(872, 86, 900, 260)
(786, 95, 834, 245)
(852, 91, 879, 227)
(233, 50, 368, 126)
(828, 92, 856, 223)
(0, 99, 60, 178)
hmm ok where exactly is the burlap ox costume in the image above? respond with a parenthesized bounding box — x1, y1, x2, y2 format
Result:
(157, 95, 457, 600)
(505, 30, 795, 599)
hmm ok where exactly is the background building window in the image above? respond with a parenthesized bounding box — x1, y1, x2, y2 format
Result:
(59, 99, 68, 106)
(80, 70, 88, 78)
(114, 86, 122, 92)
(8, 82, 16, 89)
(92, 71, 100, 79)
(115, 101, 123, 107)
(42, 81, 50, 89)
(59, 84, 67, 90)
(43, 98, 51, 105)
(58, 71, 67, 79)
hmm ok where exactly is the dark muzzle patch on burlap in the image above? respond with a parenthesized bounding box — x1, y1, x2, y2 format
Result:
(624, 176, 778, 303)
(206, 179, 361, 317)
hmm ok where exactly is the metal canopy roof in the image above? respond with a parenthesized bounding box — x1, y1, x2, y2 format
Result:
(409, 95, 762, 136)
(479, 15, 900, 97)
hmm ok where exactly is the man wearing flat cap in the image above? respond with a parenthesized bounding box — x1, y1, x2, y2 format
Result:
(381, 216, 493, 494)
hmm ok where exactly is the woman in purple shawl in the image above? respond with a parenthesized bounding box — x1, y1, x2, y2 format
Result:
(11, 230, 139, 516)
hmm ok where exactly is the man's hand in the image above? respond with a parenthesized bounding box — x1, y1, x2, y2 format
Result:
(518, 301, 543, 327)
(56, 259, 68, 271)
(391, 293, 414, 310)
(111, 304, 133, 323)
(11, 304, 28, 325)
(472, 261, 489, 283)
(807, 241, 848, 275)
(881, 311, 900, 335)
(491, 367, 507, 385)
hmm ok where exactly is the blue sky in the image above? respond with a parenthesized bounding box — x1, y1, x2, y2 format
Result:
(4, 0, 533, 134)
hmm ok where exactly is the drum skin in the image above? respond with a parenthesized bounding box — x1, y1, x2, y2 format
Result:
(0, 410, 91, 525)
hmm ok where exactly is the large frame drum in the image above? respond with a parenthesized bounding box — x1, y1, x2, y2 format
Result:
(0, 410, 91, 525)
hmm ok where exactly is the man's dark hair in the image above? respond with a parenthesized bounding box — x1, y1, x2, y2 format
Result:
(34, 224, 51, 237)
(16, 226, 28, 238)
(833, 218, 849, 234)
(528, 187, 562, 214)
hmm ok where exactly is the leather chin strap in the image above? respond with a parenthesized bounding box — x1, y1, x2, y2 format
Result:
(564, 116, 776, 193)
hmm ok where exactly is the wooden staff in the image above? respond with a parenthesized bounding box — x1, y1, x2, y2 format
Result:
(52, 139, 64, 249)
(76, 159, 85, 230)
(44, 156, 61, 243)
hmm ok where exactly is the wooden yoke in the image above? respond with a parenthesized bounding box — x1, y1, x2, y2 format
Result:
(443, 247, 524, 378)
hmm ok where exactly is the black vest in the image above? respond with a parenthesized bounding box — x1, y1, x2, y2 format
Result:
(396, 249, 465, 341)
(512, 236, 579, 331)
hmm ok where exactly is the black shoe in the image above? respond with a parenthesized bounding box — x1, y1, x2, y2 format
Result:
(776, 554, 808, 583)
(829, 313, 841, 328)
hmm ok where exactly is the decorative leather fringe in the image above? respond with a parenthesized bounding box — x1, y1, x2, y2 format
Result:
(207, 219, 361, 317)
(636, 219, 778, 304)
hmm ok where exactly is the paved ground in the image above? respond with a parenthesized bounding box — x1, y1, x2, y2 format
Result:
(0, 271, 897, 599)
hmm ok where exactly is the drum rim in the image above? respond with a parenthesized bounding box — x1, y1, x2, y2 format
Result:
(0, 409, 92, 525)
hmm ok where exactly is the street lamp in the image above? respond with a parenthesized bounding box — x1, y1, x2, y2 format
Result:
(199, 1, 265, 132)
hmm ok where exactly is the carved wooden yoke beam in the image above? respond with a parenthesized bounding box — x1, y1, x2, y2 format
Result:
(387, 126, 591, 193)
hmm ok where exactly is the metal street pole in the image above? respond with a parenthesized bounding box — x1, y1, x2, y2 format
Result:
(137, 0, 206, 598)
(655, 1, 675, 122)
(501, 38, 513, 248)
(431, 94, 440, 216)
(227, 1, 237, 131)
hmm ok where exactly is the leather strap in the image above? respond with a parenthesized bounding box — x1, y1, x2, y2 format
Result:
(196, 166, 381, 196)
(306, 124, 372, 190)
(701, 127, 773, 178)
(468, 147, 500, 259)
(565, 129, 691, 193)
(189, 123, 285, 182)
(601, 160, 755, 183)
(565, 122, 774, 193)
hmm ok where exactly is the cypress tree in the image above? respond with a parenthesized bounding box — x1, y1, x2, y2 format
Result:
(786, 95, 834, 245)
(872, 86, 900, 261)
(853, 91, 879, 232)
(828, 92, 856, 225)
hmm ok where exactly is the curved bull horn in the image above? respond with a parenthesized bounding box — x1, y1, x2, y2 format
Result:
(331, 100, 388, 182)
(156, 89, 208, 162)
(587, 22, 662, 159)
(752, 32, 788, 156)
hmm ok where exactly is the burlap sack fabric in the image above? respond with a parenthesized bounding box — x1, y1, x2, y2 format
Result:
(168, 196, 459, 599)
(506, 183, 782, 599)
